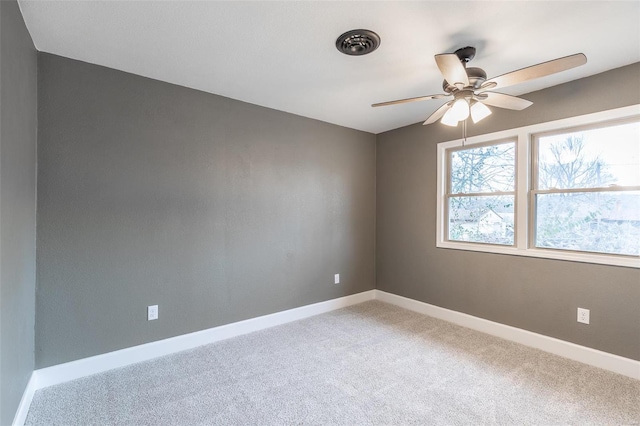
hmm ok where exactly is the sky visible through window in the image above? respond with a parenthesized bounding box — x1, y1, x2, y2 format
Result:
(538, 121, 640, 189)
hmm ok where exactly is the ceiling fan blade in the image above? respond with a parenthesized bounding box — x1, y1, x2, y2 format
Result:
(483, 53, 587, 90)
(371, 93, 448, 108)
(423, 101, 453, 125)
(435, 53, 469, 88)
(480, 92, 533, 110)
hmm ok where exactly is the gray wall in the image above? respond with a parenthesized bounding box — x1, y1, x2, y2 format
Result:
(0, 1, 38, 424)
(36, 53, 376, 368)
(377, 63, 640, 360)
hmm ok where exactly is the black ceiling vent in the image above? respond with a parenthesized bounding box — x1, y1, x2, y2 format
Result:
(335, 29, 380, 56)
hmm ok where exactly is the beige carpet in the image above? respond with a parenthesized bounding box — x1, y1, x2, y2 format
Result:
(26, 301, 639, 425)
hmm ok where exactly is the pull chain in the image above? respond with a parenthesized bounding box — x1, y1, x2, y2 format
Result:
(462, 119, 467, 146)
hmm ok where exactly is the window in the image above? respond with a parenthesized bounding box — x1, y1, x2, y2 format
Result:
(447, 141, 516, 246)
(533, 120, 640, 257)
(436, 105, 640, 268)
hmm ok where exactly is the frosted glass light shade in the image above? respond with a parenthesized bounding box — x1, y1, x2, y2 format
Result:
(441, 99, 470, 126)
(440, 107, 459, 126)
(450, 99, 470, 121)
(470, 101, 492, 123)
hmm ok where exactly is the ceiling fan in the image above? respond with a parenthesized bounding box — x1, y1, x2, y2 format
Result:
(372, 47, 587, 126)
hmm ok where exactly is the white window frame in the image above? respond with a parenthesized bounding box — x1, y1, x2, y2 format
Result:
(436, 104, 640, 269)
(445, 138, 518, 247)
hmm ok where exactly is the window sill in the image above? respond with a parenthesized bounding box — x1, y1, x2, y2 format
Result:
(436, 240, 640, 269)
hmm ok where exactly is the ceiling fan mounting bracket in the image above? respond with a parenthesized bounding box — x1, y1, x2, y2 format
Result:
(454, 46, 476, 63)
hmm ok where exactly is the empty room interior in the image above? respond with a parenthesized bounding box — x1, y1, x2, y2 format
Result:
(1, 1, 640, 425)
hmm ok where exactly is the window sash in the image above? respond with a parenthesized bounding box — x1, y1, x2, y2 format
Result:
(529, 189, 640, 256)
(445, 139, 518, 247)
(531, 117, 640, 192)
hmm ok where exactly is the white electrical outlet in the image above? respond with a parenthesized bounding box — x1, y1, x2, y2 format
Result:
(334, 274, 340, 284)
(577, 308, 589, 324)
(148, 305, 159, 321)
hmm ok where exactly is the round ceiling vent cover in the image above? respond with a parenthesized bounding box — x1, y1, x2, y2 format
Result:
(336, 29, 380, 56)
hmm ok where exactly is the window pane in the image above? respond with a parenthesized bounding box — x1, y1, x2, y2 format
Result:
(450, 142, 515, 194)
(537, 121, 640, 190)
(448, 196, 515, 245)
(535, 191, 640, 256)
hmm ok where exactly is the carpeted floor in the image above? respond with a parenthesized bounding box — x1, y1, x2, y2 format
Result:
(26, 301, 639, 425)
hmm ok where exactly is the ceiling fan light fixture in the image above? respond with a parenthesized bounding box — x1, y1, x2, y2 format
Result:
(452, 99, 470, 120)
(440, 107, 460, 127)
(442, 98, 470, 126)
(470, 101, 492, 123)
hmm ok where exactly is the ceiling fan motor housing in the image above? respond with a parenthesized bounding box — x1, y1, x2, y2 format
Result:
(442, 67, 487, 92)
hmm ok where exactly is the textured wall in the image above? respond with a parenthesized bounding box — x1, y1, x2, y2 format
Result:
(0, 1, 38, 424)
(377, 63, 640, 360)
(36, 53, 376, 368)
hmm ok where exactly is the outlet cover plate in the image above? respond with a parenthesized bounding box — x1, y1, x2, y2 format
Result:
(334, 274, 340, 284)
(577, 308, 589, 324)
(148, 305, 159, 321)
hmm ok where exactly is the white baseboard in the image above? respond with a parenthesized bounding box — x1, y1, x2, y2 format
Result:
(12, 372, 37, 426)
(15, 288, 638, 425)
(374, 290, 640, 380)
(33, 290, 376, 391)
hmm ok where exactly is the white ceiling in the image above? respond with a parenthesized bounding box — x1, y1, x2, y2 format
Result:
(19, 1, 640, 134)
